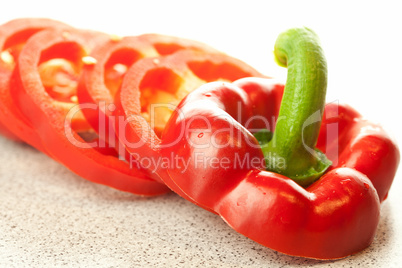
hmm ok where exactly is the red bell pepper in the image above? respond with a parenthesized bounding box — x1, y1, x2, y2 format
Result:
(0, 18, 70, 147)
(11, 28, 169, 196)
(113, 49, 265, 203)
(161, 79, 398, 259)
(121, 28, 398, 259)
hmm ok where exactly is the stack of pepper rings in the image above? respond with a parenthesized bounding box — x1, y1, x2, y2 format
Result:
(0, 18, 399, 260)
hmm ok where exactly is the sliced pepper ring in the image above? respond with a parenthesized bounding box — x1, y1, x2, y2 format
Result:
(77, 35, 159, 134)
(11, 28, 169, 196)
(78, 33, 221, 136)
(0, 18, 71, 146)
(77, 34, 225, 184)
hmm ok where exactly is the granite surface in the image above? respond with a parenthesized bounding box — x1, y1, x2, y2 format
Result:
(0, 135, 401, 267)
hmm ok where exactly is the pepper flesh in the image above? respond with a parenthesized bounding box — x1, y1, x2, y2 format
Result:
(77, 34, 222, 184)
(0, 18, 71, 148)
(11, 28, 169, 196)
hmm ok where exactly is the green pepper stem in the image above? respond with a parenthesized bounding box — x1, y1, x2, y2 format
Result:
(261, 27, 331, 186)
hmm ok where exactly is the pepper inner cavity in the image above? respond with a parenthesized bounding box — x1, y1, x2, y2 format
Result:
(139, 67, 204, 137)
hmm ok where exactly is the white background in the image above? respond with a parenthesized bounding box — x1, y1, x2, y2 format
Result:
(1, 1, 401, 267)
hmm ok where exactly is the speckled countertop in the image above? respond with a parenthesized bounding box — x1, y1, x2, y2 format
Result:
(1, 136, 402, 267)
(1, 1, 402, 267)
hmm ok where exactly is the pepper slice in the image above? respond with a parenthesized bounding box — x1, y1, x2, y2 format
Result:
(157, 28, 399, 259)
(77, 34, 222, 184)
(78, 33, 220, 137)
(0, 18, 70, 147)
(77, 36, 159, 155)
(11, 28, 169, 196)
(113, 49, 265, 205)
